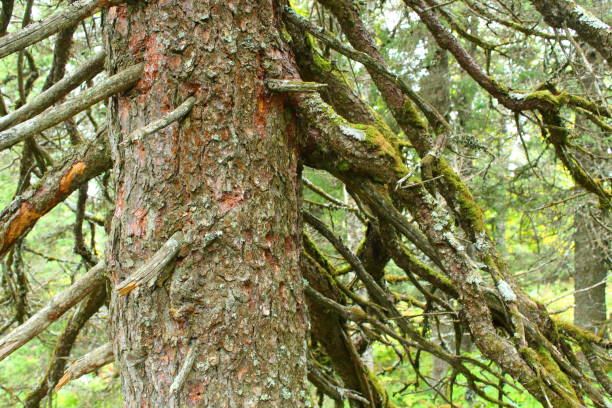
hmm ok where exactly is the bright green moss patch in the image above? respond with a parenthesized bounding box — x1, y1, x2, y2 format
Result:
(553, 318, 603, 344)
(399, 98, 428, 132)
(436, 159, 485, 234)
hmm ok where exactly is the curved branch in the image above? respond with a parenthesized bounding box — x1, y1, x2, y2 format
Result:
(528, 0, 612, 65)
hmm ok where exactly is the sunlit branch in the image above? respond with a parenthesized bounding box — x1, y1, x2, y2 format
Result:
(55, 342, 114, 391)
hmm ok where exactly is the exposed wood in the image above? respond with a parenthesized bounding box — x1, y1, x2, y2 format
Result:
(0, 128, 111, 258)
(55, 342, 114, 391)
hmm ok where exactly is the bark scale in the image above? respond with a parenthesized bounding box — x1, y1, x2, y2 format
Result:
(104, 1, 307, 406)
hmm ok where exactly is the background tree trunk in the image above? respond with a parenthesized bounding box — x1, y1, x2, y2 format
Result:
(573, 209, 608, 333)
(572, 29, 608, 335)
(104, 1, 307, 406)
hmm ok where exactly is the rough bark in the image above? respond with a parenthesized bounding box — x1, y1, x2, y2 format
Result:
(104, 1, 306, 406)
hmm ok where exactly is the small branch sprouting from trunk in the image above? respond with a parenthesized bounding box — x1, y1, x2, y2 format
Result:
(54, 342, 114, 391)
(307, 362, 370, 405)
(115, 231, 221, 296)
(265, 79, 327, 93)
(119, 96, 196, 146)
(169, 341, 199, 395)
(115, 232, 184, 296)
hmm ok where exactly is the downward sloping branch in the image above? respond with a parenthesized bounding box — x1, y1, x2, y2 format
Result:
(0, 51, 106, 132)
(55, 342, 114, 391)
(24, 287, 106, 407)
(528, 0, 612, 65)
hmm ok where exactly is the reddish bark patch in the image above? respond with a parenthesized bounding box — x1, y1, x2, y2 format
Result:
(263, 249, 280, 273)
(255, 94, 270, 138)
(114, 5, 129, 36)
(128, 208, 148, 237)
(220, 128, 229, 141)
(59, 162, 87, 194)
(187, 383, 205, 404)
(284, 235, 294, 253)
(237, 364, 249, 381)
(136, 141, 146, 164)
(3, 202, 41, 254)
(128, 30, 146, 56)
(115, 185, 126, 217)
(219, 191, 244, 213)
(265, 232, 275, 247)
(107, 5, 117, 19)
(137, 35, 163, 96)
(117, 96, 131, 129)
(278, 281, 287, 307)
(167, 54, 181, 70)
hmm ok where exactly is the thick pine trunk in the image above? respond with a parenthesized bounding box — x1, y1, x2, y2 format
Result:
(104, 1, 307, 406)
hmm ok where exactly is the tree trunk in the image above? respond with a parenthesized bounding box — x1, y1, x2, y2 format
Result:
(572, 35, 608, 335)
(104, 1, 307, 406)
(574, 206, 608, 334)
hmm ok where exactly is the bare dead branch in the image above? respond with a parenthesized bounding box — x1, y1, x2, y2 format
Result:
(55, 342, 113, 391)
(0, 63, 143, 151)
(0, 261, 105, 361)
(118, 96, 196, 146)
(0, 51, 106, 132)
(116, 231, 190, 295)
(0, 128, 111, 258)
(0, 0, 114, 59)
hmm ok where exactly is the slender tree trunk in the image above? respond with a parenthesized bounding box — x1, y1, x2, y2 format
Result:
(572, 34, 608, 335)
(104, 1, 307, 406)
(574, 206, 608, 334)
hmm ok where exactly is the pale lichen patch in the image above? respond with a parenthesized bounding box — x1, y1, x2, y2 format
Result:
(574, 6, 609, 30)
(497, 280, 517, 302)
(339, 124, 366, 141)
